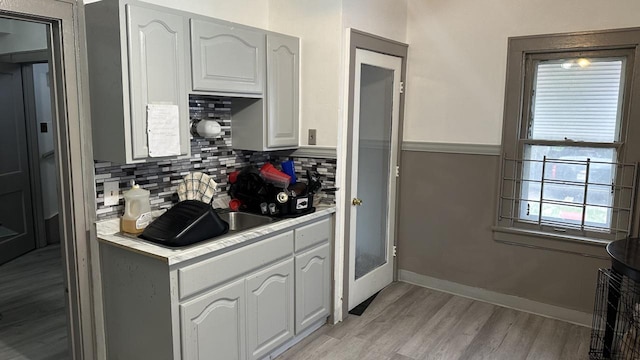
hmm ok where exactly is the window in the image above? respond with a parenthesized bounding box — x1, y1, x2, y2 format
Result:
(496, 29, 640, 243)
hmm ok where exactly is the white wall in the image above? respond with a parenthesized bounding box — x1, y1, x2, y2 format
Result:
(342, 0, 407, 44)
(83, 0, 268, 28)
(0, 19, 47, 55)
(267, 0, 407, 147)
(268, 0, 343, 147)
(404, 0, 640, 145)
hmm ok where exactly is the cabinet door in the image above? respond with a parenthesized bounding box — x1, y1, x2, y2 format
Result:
(126, 4, 190, 160)
(180, 279, 246, 360)
(295, 243, 331, 334)
(191, 19, 265, 94)
(266, 34, 299, 148)
(246, 258, 294, 360)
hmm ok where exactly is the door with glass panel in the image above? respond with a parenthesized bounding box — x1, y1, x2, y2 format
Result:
(348, 49, 402, 310)
(518, 52, 632, 237)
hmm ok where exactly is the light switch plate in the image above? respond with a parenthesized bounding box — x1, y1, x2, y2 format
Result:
(103, 181, 120, 206)
(308, 129, 317, 145)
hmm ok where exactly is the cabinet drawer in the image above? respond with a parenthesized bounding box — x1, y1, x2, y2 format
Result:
(178, 231, 293, 299)
(294, 217, 331, 252)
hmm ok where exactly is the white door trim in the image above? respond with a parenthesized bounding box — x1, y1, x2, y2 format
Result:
(333, 30, 351, 323)
(348, 49, 402, 310)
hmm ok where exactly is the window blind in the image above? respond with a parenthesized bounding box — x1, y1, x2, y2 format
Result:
(530, 59, 624, 143)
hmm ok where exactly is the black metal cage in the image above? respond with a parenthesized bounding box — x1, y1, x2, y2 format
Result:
(590, 268, 640, 359)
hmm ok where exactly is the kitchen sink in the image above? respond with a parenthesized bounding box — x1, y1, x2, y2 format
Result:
(218, 211, 274, 232)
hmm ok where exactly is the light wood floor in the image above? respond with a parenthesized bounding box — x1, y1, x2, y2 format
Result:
(277, 282, 591, 360)
(0, 245, 69, 360)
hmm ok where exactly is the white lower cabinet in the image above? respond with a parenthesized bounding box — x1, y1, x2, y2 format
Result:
(181, 278, 246, 360)
(100, 214, 333, 360)
(246, 259, 294, 360)
(181, 258, 295, 360)
(295, 243, 331, 334)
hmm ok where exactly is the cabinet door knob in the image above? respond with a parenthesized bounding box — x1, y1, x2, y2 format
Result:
(352, 198, 363, 206)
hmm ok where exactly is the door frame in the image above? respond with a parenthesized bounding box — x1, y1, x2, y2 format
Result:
(348, 49, 402, 310)
(335, 29, 408, 320)
(0, 1, 101, 359)
(22, 62, 49, 249)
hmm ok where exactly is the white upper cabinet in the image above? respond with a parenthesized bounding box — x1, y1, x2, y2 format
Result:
(230, 33, 300, 151)
(86, 1, 300, 161)
(267, 33, 300, 148)
(191, 19, 265, 95)
(127, 5, 190, 160)
(85, 0, 190, 164)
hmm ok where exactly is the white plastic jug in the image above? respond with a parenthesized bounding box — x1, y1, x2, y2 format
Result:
(121, 182, 151, 235)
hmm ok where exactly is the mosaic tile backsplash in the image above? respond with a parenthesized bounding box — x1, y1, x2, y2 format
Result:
(94, 96, 337, 220)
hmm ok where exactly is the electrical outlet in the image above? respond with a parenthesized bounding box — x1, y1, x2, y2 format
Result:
(308, 129, 317, 145)
(103, 181, 120, 206)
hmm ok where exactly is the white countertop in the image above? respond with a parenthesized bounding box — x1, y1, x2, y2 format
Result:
(96, 206, 336, 266)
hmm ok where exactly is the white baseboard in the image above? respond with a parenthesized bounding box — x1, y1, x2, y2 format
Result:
(398, 269, 592, 328)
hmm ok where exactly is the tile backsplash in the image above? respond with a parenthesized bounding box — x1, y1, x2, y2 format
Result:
(94, 96, 336, 220)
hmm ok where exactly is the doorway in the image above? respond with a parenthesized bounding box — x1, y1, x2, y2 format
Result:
(0, 17, 68, 359)
(0, 1, 99, 358)
(0, 61, 37, 264)
(338, 30, 408, 317)
(0, 60, 59, 264)
(348, 50, 402, 309)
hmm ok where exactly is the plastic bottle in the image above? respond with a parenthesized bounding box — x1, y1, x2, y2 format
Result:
(121, 182, 152, 235)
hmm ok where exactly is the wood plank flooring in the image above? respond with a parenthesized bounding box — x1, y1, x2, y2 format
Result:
(276, 282, 591, 360)
(0, 245, 69, 360)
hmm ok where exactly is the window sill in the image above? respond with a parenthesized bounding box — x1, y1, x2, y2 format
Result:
(492, 226, 610, 259)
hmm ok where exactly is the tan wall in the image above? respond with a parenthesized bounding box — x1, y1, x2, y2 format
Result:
(397, 150, 608, 313)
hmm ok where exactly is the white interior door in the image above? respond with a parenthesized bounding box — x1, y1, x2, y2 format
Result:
(348, 49, 402, 310)
(0, 62, 36, 265)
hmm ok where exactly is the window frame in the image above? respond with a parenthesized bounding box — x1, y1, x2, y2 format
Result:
(518, 51, 632, 239)
(496, 28, 640, 244)
(521, 50, 631, 148)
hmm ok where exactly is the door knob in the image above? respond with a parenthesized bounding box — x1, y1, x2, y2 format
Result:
(352, 198, 363, 206)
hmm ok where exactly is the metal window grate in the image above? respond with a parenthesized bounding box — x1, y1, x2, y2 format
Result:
(590, 269, 640, 359)
(498, 156, 638, 238)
